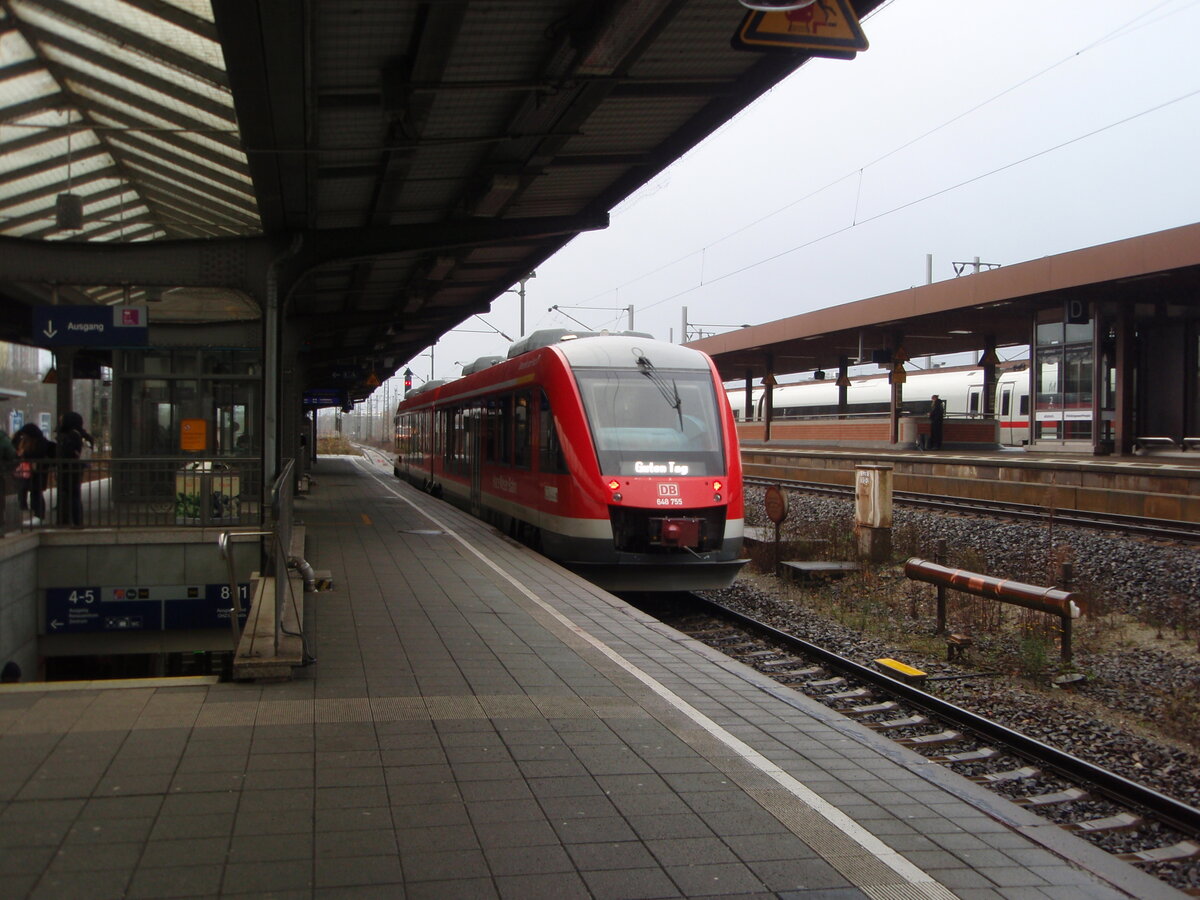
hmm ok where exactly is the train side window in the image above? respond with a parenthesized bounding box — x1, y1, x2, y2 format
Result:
(1000, 392, 1011, 417)
(483, 398, 499, 462)
(538, 390, 567, 474)
(494, 395, 512, 464)
(1019, 394, 1029, 415)
(513, 391, 532, 469)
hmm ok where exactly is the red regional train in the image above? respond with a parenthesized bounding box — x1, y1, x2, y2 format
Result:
(393, 330, 747, 591)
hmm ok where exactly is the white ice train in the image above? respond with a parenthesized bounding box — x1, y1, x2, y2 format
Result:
(728, 362, 1032, 446)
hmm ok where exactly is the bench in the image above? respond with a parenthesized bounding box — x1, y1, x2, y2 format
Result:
(946, 633, 974, 662)
(1135, 436, 1178, 452)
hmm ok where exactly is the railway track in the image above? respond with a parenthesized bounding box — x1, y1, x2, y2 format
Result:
(743, 475, 1200, 543)
(653, 592, 1200, 895)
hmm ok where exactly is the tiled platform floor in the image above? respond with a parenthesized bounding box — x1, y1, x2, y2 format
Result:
(0, 456, 1179, 899)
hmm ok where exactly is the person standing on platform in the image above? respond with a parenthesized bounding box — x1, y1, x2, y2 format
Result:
(56, 412, 94, 527)
(15, 422, 48, 523)
(928, 394, 944, 450)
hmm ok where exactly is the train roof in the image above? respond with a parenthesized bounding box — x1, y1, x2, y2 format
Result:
(398, 334, 717, 410)
(506, 328, 655, 359)
(553, 334, 714, 371)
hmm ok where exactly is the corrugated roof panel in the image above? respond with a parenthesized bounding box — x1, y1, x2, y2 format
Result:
(51, 0, 225, 72)
(42, 46, 231, 127)
(109, 130, 251, 187)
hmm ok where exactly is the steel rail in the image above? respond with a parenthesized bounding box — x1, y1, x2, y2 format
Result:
(689, 592, 1200, 841)
(742, 475, 1200, 542)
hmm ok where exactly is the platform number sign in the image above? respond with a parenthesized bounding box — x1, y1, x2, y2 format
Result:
(1065, 298, 1089, 325)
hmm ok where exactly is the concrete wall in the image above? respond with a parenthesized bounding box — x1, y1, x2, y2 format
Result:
(1, 528, 264, 680)
(0, 533, 40, 683)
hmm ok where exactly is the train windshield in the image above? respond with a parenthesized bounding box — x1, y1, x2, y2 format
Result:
(574, 368, 725, 476)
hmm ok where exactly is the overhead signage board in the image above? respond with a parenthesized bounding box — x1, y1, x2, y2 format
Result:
(34, 305, 149, 347)
(303, 388, 348, 408)
(732, 0, 868, 58)
(45, 583, 250, 634)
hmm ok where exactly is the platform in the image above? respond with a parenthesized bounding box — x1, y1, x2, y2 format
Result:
(0, 456, 1178, 898)
(741, 443, 1200, 525)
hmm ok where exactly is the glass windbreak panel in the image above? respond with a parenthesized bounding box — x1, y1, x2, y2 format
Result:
(1065, 319, 1093, 344)
(1034, 349, 1062, 441)
(1036, 321, 1064, 346)
(574, 368, 725, 476)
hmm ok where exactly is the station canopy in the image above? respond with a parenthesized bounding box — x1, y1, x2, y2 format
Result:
(0, 0, 883, 399)
(689, 223, 1200, 382)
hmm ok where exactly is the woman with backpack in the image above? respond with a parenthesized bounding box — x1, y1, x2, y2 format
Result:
(15, 422, 49, 523)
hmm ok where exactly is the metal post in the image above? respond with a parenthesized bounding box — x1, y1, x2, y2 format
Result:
(935, 539, 947, 634)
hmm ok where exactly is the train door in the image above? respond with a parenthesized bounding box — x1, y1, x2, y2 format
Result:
(467, 404, 483, 516)
(966, 386, 982, 417)
(998, 383, 1016, 445)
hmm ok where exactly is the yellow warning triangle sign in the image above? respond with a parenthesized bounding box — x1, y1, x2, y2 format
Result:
(365, 372, 380, 387)
(733, 0, 868, 58)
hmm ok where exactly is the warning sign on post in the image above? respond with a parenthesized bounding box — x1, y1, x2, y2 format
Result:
(733, 0, 868, 57)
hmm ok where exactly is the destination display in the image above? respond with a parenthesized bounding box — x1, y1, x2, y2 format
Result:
(46, 583, 251, 634)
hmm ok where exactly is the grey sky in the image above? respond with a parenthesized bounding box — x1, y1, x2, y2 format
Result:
(404, 0, 1200, 384)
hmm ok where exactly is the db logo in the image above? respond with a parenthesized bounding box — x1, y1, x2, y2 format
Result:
(657, 483, 679, 497)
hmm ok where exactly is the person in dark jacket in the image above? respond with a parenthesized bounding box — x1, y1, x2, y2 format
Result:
(56, 412, 94, 526)
(15, 422, 48, 522)
(928, 394, 944, 450)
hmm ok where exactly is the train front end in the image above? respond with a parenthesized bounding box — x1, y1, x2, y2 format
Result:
(554, 338, 747, 592)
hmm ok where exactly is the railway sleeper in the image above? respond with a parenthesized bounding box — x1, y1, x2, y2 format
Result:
(971, 765, 1040, 784)
(843, 701, 899, 717)
(1118, 840, 1200, 864)
(808, 677, 846, 688)
(1067, 811, 1144, 834)
(774, 666, 824, 679)
(867, 714, 929, 731)
(827, 687, 874, 701)
(930, 747, 1000, 763)
(1013, 787, 1090, 808)
(758, 657, 808, 668)
(896, 729, 963, 746)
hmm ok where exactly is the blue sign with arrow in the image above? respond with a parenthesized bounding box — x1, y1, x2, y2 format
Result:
(34, 305, 149, 347)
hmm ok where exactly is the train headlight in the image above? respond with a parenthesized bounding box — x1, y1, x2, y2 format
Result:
(712, 480, 722, 492)
(607, 479, 623, 502)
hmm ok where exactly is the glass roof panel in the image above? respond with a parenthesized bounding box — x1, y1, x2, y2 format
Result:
(0, 0, 257, 240)
(45, 49, 232, 129)
(53, 0, 226, 72)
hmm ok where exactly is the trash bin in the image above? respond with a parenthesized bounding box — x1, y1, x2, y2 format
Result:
(175, 461, 240, 525)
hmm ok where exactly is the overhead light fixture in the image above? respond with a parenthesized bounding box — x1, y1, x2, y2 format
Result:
(812, 369, 826, 380)
(739, 0, 817, 8)
(426, 257, 455, 280)
(56, 193, 83, 230)
(471, 174, 519, 216)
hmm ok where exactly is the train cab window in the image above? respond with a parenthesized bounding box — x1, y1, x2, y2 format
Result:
(538, 390, 567, 475)
(513, 391, 532, 469)
(575, 368, 725, 476)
